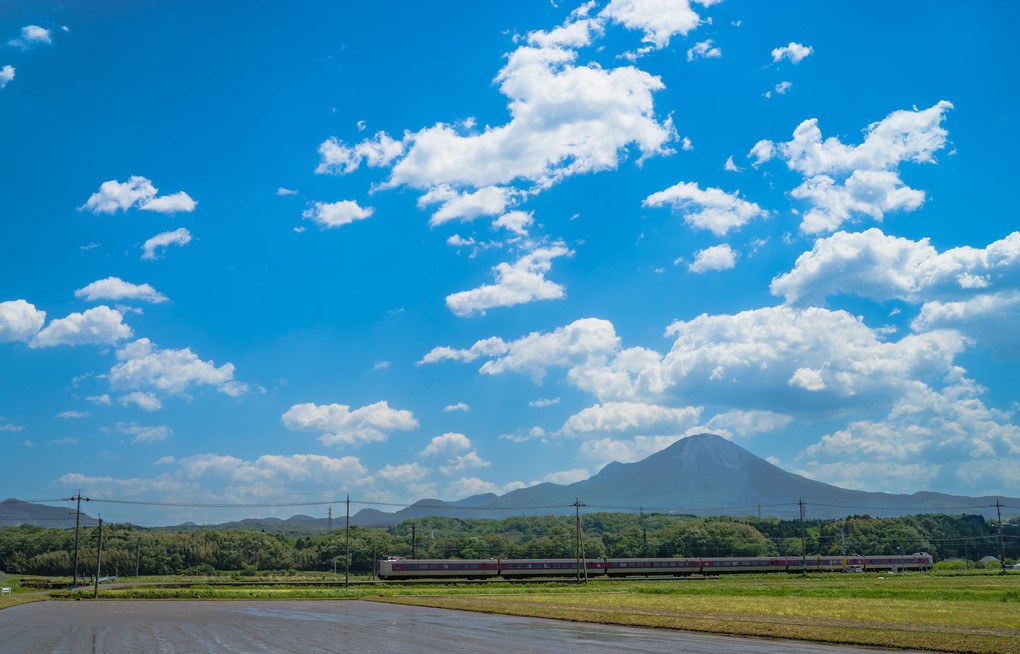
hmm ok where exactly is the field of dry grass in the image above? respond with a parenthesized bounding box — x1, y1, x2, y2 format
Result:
(379, 574, 1020, 654)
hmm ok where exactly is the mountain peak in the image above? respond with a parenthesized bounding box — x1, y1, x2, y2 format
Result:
(593, 460, 625, 480)
(647, 433, 758, 472)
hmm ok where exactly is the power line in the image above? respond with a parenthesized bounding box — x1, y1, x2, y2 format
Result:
(7, 495, 1018, 520)
(806, 502, 999, 511)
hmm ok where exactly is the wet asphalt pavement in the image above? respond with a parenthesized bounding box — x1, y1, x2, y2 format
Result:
(0, 600, 924, 653)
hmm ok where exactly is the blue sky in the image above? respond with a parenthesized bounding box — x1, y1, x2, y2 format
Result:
(2, 1, 1018, 524)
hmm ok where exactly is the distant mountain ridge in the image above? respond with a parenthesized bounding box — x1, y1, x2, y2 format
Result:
(350, 434, 1018, 526)
(6, 435, 1015, 530)
(0, 498, 98, 529)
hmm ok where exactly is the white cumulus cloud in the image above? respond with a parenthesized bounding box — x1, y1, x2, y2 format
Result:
(644, 181, 767, 236)
(579, 434, 690, 465)
(109, 338, 240, 396)
(0, 300, 46, 343)
(562, 401, 702, 435)
(689, 243, 737, 273)
(80, 176, 196, 215)
(542, 468, 591, 485)
(772, 228, 1020, 306)
(687, 39, 721, 62)
(445, 244, 573, 316)
(443, 477, 524, 499)
(117, 422, 172, 443)
(912, 290, 1020, 358)
(30, 306, 132, 348)
(302, 200, 373, 229)
(375, 462, 430, 483)
(492, 210, 534, 236)
(417, 185, 514, 226)
(386, 44, 674, 191)
(75, 277, 168, 304)
(0, 65, 14, 89)
(439, 451, 490, 475)
(9, 25, 52, 48)
(56, 410, 90, 419)
(119, 391, 162, 412)
(315, 131, 405, 175)
(750, 101, 952, 233)
(282, 401, 419, 447)
(771, 42, 812, 64)
(142, 228, 192, 261)
(421, 432, 472, 457)
(601, 0, 715, 49)
(704, 409, 794, 437)
(798, 372, 1020, 493)
(428, 307, 969, 420)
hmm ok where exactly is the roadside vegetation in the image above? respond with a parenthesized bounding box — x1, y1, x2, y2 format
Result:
(2, 512, 1016, 577)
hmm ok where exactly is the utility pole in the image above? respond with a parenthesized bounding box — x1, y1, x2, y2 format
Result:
(345, 494, 350, 588)
(93, 517, 104, 599)
(996, 499, 1006, 575)
(640, 506, 647, 558)
(411, 525, 416, 559)
(72, 492, 82, 587)
(573, 498, 586, 584)
(799, 498, 807, 577)
(135, 537, 141, 578)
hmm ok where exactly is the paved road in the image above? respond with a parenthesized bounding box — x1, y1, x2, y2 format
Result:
(0, 600, 923, 653)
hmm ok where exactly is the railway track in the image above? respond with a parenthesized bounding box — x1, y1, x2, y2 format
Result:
(71, 575, 719, 591)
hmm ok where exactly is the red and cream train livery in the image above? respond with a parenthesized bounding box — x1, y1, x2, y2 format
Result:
(377, 553, 933, 579)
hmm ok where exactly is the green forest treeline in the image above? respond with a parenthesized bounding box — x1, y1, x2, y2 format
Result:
(1, 512, 1016, 577)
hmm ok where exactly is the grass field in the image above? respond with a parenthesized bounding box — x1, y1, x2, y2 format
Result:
(377, 574, 1020, 654)
(18, 571, 1020, 653)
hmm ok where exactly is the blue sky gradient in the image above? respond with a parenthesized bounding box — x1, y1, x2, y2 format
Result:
(2, 0, 1018, 524)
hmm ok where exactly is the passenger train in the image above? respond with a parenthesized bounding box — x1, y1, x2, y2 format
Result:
(377, 553, 933, 580)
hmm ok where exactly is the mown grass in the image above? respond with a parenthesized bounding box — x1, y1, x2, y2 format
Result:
(0, 594, 48, 611)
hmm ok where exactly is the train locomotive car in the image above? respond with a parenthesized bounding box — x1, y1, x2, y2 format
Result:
(377, 558, 499, 580)
(699, 557, 790, 574)
(787, 556, 861, 573)
(862, 553, 933, 571)
(376, 552, 934, 579)
(604, 557, 701, 576)
(499, 559, 606, 578)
